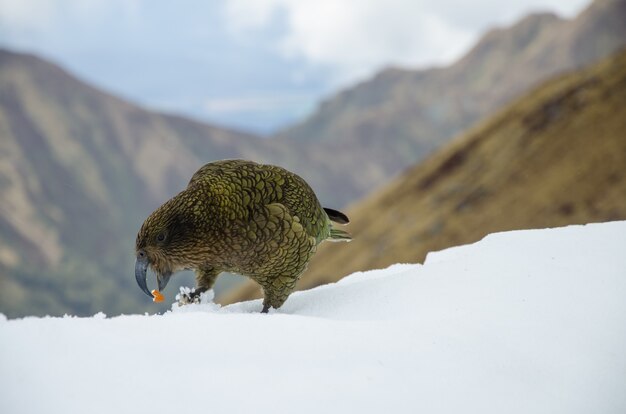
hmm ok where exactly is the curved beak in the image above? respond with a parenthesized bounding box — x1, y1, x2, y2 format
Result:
(135, 254, 152, 298)
(157, 271, 172, 292)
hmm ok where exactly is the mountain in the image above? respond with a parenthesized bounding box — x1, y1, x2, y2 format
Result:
(2, 0, 626, 318)
(0, 49, 275, 317)
(273, 0, 626, 207)
(221, 47, 626, 305)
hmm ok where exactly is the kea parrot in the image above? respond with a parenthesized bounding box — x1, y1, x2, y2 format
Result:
(135, 159, 351, 312)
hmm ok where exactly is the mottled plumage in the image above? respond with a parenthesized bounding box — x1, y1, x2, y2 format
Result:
(135, 159, 350, 312)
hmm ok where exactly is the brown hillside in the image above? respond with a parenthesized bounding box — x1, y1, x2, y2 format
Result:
(2, 0, 625, 317)
(0, 50, 273, 317)
(274, 0, 626, 207)
(221, 48, 626, 305)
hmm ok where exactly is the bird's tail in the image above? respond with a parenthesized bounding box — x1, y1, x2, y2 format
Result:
(324, 207, 351, 242)
(324, 208, 349, 224)
(329, 228, 352, 242)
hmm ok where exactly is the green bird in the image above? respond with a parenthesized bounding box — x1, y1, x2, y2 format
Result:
(135, 159, 351, 312)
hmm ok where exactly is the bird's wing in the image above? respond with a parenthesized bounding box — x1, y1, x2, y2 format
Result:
(244, 203, 316, 286)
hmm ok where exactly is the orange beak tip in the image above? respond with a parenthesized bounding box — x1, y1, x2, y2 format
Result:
(151, 289, 165, 303)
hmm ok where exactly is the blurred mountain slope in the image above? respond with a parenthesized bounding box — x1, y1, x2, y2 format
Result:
(2, 0, 626, 317)
(0, 49, 273, 317)
(274, 0, 626, 207)
(222, 47, 626, 304)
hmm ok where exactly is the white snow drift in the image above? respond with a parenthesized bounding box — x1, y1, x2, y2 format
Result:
(1, 221, 625, 414)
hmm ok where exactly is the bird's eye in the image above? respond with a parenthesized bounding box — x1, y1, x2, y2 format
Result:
(156, 232, 166, 242)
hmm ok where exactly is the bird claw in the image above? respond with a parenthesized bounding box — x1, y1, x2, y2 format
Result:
(175, 287, 201, 305)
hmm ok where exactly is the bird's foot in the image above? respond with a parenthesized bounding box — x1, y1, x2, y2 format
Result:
(176, 287, 204, 305)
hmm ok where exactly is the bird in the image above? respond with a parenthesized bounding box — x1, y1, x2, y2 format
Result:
(134, 159, 351, 312)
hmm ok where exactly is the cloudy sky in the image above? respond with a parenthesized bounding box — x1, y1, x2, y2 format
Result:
(0, 0, 590, 135)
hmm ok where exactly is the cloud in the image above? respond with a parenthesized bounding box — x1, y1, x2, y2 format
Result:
(0, 0, 592, 133)
(1, 0, 591, 85)
(223, 0, 591, 85)
(224, 0, 473, 84)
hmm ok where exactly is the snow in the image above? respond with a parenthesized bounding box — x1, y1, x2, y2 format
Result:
(2, 221, 626, 414)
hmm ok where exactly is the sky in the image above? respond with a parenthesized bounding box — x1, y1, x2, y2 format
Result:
(0, 0, 591, 135)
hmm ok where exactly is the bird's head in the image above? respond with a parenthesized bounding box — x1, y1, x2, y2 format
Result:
(134, 196, 196, 299)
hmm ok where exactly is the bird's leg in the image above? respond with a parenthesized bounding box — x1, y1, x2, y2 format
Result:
(260, 289, 275, 313)
(261, 277, 294, 313)
(185, 286, 209, 303)
(261, 303, 270, 313)
(179, 266, 219, 305)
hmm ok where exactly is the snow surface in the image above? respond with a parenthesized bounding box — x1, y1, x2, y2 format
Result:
(2, 221, 626, 414)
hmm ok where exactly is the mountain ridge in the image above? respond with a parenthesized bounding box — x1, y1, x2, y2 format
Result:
(222, 47, 626, 304)
(2, 0, 626, 317)
(0, 48, 275, 317)
(271, 0, 626, 207)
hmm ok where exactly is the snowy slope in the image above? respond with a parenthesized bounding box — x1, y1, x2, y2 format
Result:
(1, 222, 626, 414)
